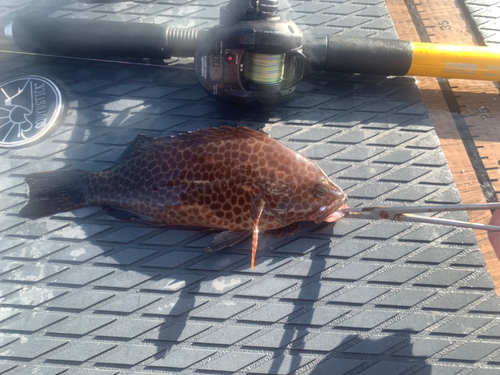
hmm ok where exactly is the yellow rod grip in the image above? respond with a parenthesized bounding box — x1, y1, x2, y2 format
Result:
(407, 42, 500, 80)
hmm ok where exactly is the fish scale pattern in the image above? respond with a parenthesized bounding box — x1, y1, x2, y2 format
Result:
(0, 0, 499, 374)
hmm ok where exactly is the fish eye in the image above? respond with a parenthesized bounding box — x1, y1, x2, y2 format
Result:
(313, 180, 329, 197)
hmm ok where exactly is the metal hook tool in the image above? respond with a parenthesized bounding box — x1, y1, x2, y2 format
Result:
(341, 203, 500, 231)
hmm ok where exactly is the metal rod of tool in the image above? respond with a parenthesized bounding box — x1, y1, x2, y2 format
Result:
(398, 214, 500, 231)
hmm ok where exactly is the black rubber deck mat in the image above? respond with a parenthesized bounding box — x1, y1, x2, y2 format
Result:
(0, 1, 499, 374)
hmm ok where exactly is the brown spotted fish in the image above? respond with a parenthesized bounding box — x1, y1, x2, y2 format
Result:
(19, 127, 347, 268)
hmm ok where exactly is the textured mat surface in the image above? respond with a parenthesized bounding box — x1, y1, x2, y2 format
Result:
(0, 0, 500, 374)
(462, 0, 500, 45)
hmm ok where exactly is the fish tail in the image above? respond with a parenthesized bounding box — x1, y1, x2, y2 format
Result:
(19, 169, 89, 218)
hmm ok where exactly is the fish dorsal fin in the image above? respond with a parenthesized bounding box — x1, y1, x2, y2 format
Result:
(111, 133, 158, 167)
(111, 127, 268, 168)
(169, 126, 269, 145)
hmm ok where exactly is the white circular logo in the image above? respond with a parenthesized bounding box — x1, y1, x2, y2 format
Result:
(0, 75, 64, 148)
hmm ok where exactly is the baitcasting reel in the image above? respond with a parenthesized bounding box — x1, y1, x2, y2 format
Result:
(6, 0, 500, 107)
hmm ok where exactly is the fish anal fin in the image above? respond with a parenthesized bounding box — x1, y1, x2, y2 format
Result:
(204, 230, 251, 252)
(101, 205, 159, 225)
(264, 222, 300, 238)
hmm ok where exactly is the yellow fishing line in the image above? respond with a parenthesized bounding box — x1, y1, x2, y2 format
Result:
(242, 52, 285, 85)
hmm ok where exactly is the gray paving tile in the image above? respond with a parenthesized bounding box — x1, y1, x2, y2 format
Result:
(423, 292, 483, 312)
(0, 312, 67, 333)
(148, 348, 215, 369)
(357, 361, 416, 375)
(240, 304, 304, 323)
(142, 251, 202, 268)
(384, 313, 444, 333)
(49, 244, 113, 263)
(249, 354, 315, 374)
(324, 263, 382, 281)
(190, 275, 250, 295)
(319, 241, 374, 258)
(355, 223, 409, 239)
(195, 325, 260, 346)
(290, 306, 351, 326)
(362, 244, 419, 261)
(0, 338, 67, 359)
(407, 247, 463, 265)
(2, 264, 67, 283)
(4, 242, 68, 260)
(369, 265, 427, 285)
(96, 294, 161, 314)
(47, 342, 116, 363)
(234, 278, 297, 298)
(376, 289, 435, 308)
(147, 322, 212, 342)
(244, 328, 308, 349)
(50, 224, 113, 240)
(94, 270, 159, 289)
(472, 296, 500, 313)
(441, 341, 500, 362)
(400, 226, 454, 243)
(346, 335, 407, 354)
(278, 259, 338, 277)
(281, 282, 343, 301)
(49, 267, 114, 286)
(143, 274, 205, 292)
(198, 352, 265, 372)
(98, 344, 165, 366)
(48, 291, 115, 311)
(47, 316, 116, 336)
(414, 270, 472, 288)
(191, 300, 254, 319)
(143, 297, 209, 317)
(96, 248, 158, 266)
(413, 365, 463, 375)
(98, 319, 162, 339)
(187, 253, 246, 271)
(315, 219, 369, 237)
(395, 338, 453, 357)
(329, 286, 390, 305)
(432, 317, 492, 336)
(6, 366, 67, 375)
(235, 257, 292, 274)
(2, 287, 68, 307)
(337, 310, 398, 330)
(301, 357, 364, 375)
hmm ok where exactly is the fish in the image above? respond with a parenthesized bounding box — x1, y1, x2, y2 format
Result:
(19, 126, 347, 268)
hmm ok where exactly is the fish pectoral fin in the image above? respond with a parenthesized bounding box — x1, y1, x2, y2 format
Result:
(250, 199, 265, 269)
(264, 222, 300, 238)
(204, 230, 251, 252)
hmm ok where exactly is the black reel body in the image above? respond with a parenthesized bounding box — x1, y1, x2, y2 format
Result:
(194, 18, 305, 107)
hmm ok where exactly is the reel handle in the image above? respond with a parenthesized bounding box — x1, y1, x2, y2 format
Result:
(5, 16, 205, 59)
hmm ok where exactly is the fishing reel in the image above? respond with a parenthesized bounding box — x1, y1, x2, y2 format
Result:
(193, 0, 305, 106)
(6, 0, 500, 107)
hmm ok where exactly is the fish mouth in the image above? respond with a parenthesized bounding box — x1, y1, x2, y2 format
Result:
(310, 195, 348, 224)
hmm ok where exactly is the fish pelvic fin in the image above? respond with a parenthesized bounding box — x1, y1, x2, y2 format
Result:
(19, 169, 88, 218)
(251, 199, 265, 269)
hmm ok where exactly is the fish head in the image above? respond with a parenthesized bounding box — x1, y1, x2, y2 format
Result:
(307, 176, 347, 224)
(266, 158, 347, 225)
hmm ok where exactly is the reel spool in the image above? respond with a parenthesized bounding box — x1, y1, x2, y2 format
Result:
(241, 52, 285, 87)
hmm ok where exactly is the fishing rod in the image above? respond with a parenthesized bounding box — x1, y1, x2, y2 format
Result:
(5, 0, 500, 107)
